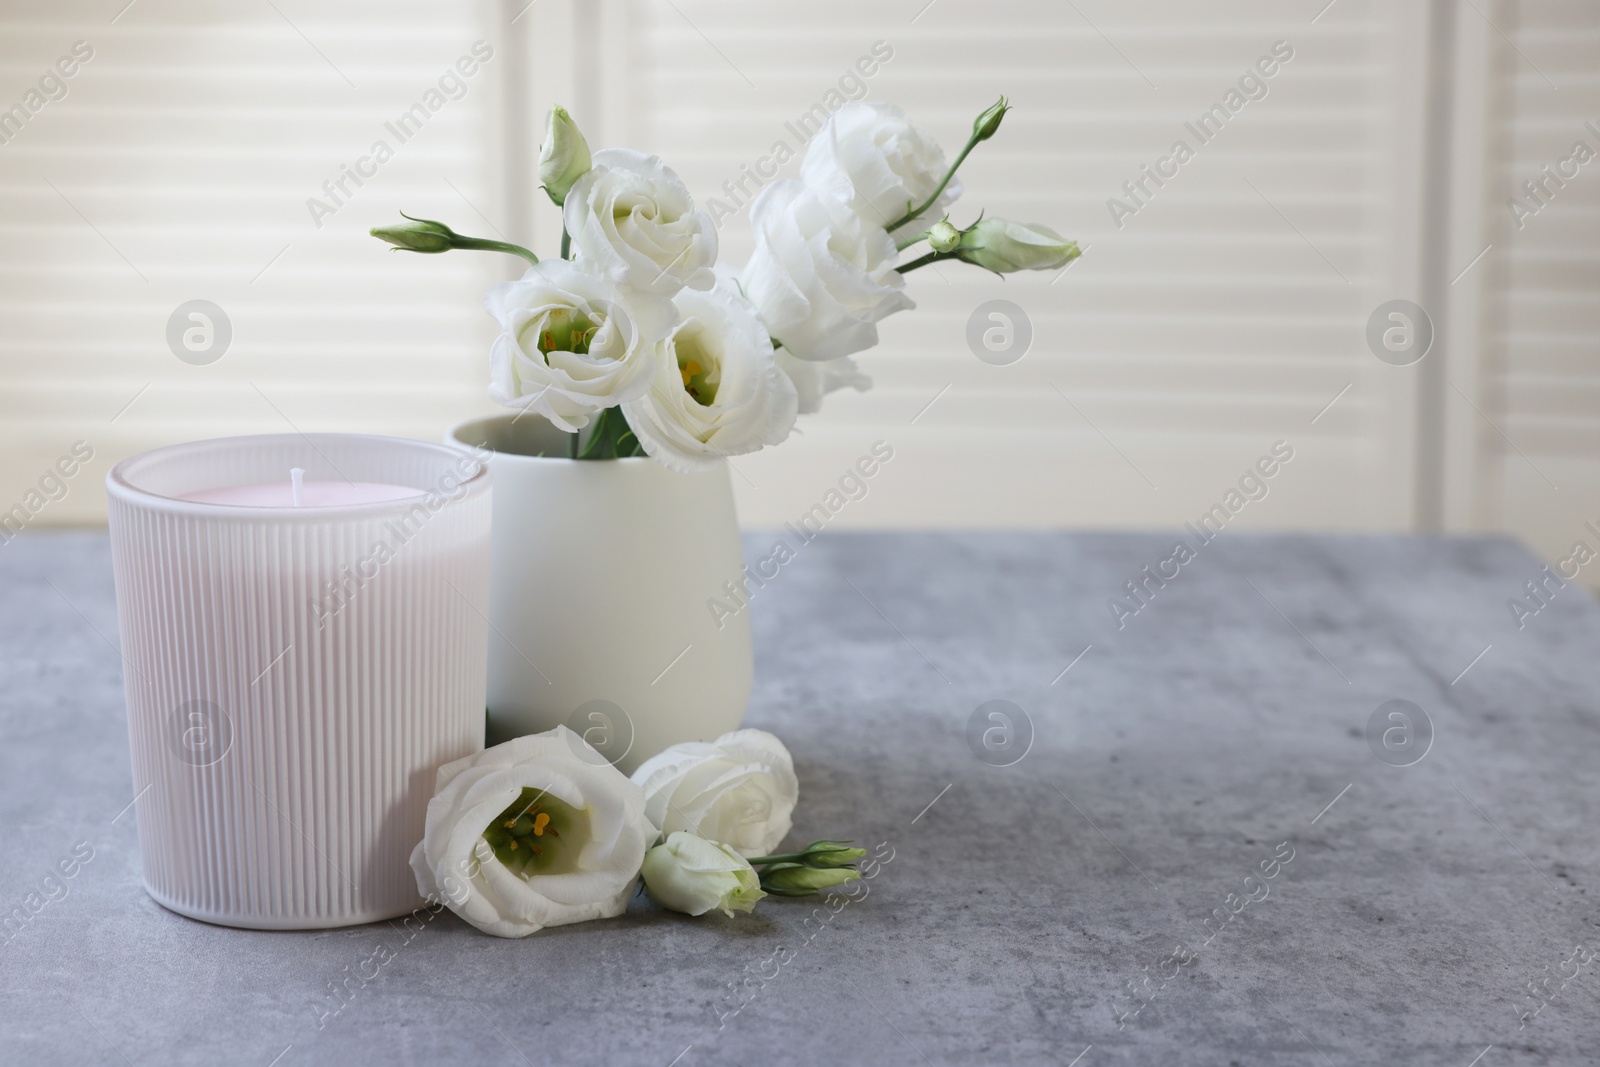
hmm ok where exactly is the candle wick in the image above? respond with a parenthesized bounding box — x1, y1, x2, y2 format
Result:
(290, 467, 305, 508)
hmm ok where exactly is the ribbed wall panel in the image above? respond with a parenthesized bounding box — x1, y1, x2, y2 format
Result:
(604, 0, 1422, 531)
(1477, 1, 1600, 567)
(105, 434, 490, 929)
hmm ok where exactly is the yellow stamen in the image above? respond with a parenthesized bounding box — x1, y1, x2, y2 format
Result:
(680, 360, 702, 387)
(532, 812, 551, 836)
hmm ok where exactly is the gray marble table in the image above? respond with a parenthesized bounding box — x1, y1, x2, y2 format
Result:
(3, 529, 1597, 1066)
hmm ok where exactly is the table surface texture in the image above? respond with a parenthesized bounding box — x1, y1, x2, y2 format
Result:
(2, 529, 1597, 1066)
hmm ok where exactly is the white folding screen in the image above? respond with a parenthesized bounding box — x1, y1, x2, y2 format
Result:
(0, 0, 1593, 571)
(1443, 0, 1600, 576)
(0, 0, 507, 528)
(540, 0, 1434, 531)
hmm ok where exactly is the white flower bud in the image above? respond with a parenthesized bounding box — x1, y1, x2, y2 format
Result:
(925, 219, 962, 254)
(539, 105, 592, 206)
(641, 832, 765, 917)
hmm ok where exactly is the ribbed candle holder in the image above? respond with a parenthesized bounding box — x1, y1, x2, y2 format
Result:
(106, 434, 491, 930)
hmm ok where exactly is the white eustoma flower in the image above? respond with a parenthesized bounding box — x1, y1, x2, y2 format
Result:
(741, 180, 913, 363)
(486, 258, 675, 433)
(774, 351, 871, 415)
(565, 148, 718, 297)
(409, 727, 653, 939)
(640, 831, 765, 917)
(800, 101, 961, 238)
(621, 277, 798, 472)
(630, 728, 799, 858)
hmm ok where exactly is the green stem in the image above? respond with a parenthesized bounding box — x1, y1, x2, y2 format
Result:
(577, 409, 606, 460)
(896, 231, 931, 252)
(568, 429, 579, 460)
(560, 227, 572, 260)
(898, 250, 959, 274)
(886, 136, 979, 233)
(576, 406, 643, 460)
(452, 235, 539, 266)
(747, 852, 811, 866)
(617, 423, 643, 458)
(748, 849, 859, 867)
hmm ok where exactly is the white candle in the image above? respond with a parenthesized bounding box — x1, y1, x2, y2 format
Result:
(178, 474, 423, 508)
(106, 434, 492, 930)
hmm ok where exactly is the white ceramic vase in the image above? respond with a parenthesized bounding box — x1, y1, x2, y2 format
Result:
(448, 414, 752, 773)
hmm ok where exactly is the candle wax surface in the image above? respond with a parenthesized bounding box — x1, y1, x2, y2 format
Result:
(178, 480, 425, 507)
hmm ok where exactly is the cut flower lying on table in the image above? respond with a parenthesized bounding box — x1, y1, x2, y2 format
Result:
(372, 94, 1079, 468)
(411, 727, 863, 937)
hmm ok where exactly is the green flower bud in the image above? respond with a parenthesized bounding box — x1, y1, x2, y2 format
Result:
(539, 105, 593, 207)
(371, 213, 540, 266)
(795, 840, 868, 868)
(925, 219, 962, 254)
(761, 863, 861, 895)
(642, 832, 765, 917)
(370, 214, 457, 254)
(972, 96, 1010, 142)
(957, 218, 1080, 273)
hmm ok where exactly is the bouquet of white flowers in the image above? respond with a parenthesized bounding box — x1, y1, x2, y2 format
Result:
(373, 97, 1078, 471)
(382, 96, 1076, 938)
